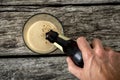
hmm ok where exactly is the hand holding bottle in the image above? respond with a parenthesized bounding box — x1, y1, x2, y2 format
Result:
(66, 37, 120, 80)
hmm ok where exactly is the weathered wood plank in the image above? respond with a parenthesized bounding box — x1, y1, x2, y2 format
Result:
(0, 57, 78, 80)
(0, 5, 120, 55)
(0, 0, 120, 5)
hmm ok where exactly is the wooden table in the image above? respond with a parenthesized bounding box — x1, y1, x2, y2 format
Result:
(0, 0, 120, 80)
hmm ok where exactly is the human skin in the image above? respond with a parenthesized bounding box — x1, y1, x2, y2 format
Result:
(66, 37, 120, 80)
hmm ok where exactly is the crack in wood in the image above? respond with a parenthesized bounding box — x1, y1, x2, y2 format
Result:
(1, 39, 18, 48)
(0, 2, 120, 7)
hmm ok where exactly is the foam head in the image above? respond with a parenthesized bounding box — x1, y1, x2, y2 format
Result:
(23, 13, 63, 54)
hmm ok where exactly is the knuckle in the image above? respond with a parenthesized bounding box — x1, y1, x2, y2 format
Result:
(95, 48, 104, 54)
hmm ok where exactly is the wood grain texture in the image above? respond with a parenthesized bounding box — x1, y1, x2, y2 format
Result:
(0, 57, 78, 80)
(0, 5, 120, 55)
(0, 1, 120, 80)
(0, 0, 120, 5)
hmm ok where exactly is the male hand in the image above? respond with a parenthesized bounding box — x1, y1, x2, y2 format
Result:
(66, 37, 120, 80)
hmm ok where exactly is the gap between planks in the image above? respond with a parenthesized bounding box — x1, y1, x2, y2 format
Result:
(0, 54, 67, 58)
(0, 2, 120, 7)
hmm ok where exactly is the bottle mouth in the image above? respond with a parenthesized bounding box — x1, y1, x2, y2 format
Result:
(46, 30, 59, 43)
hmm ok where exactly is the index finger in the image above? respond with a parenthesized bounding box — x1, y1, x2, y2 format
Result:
(77, 37, 93, 62)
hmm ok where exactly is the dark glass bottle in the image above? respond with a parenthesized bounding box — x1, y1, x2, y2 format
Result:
(46, 30, 84, 68)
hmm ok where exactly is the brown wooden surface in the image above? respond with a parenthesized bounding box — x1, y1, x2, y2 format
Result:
(0, 0, 120, 80)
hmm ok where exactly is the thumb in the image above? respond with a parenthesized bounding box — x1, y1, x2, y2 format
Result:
(66, 57, 83, 79)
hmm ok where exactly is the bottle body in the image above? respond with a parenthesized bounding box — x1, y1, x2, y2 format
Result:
(62, 40, 83, 67)
(46, 30, 84, 68)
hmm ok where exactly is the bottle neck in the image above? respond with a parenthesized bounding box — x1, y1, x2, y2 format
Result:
(56, 35, 70, 46)
(46, 30, 70, 52)
(54, 35, 70, 51)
